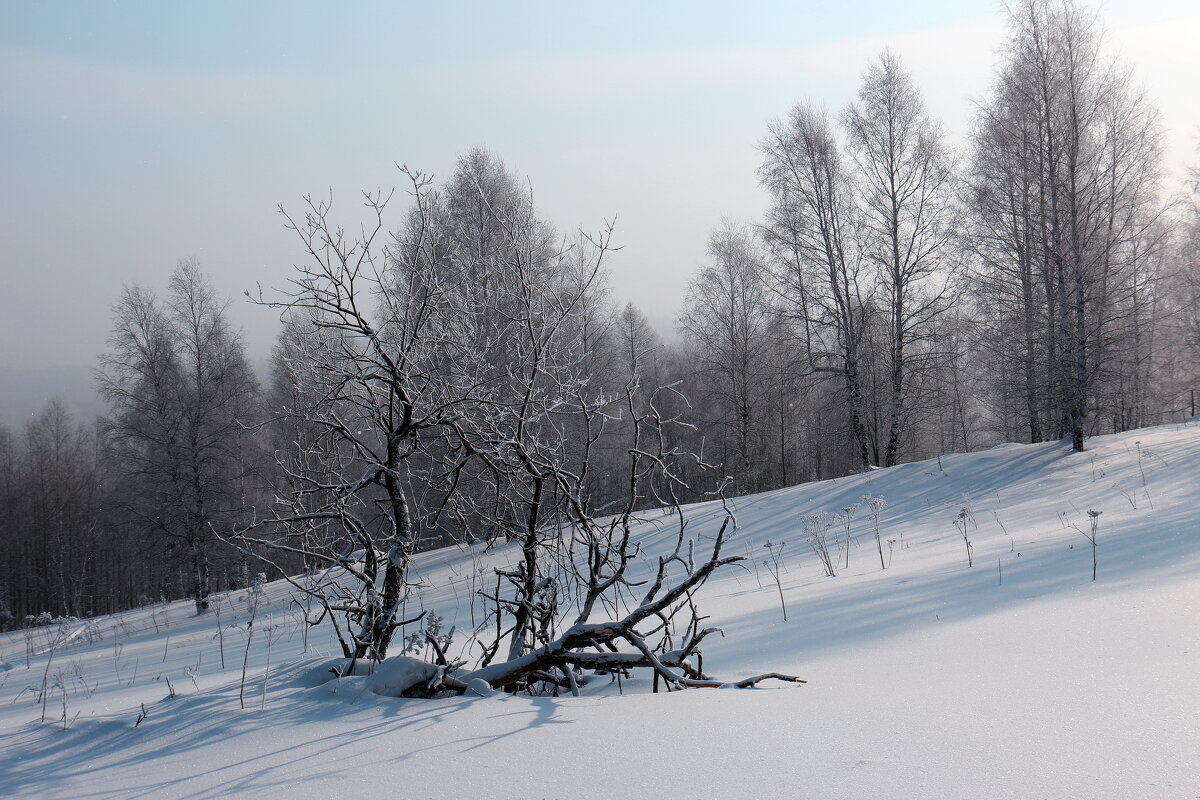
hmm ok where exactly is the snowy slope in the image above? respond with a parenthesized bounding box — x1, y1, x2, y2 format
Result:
(2, 422, 1198, 799)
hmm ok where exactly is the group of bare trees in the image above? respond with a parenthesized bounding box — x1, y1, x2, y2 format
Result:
(679, 0, 1194, 481)
(0, 401, 137, 626)
(679, 48, 960, 488)
(970, 0, 1168, 449)
(240, 161, 613, 663)
(1, 1, 1195, 675)
(98, 261, 261, 613)
(1, 263, 264, 627)
(230, 152, 795, 692)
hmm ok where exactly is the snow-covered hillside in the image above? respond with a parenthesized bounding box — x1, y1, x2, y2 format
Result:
(2, 422, 1198, 799)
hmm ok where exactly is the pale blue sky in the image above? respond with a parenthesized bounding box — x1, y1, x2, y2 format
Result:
(5, 2, 996, 66)
(1, 0, 1197, 385)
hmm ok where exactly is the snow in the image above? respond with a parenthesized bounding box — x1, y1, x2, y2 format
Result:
(361, 655, 443, 697)
(2, 421, 1199, 798)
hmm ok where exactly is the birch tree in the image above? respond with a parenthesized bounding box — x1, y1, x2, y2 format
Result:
(99, 260, 259, 612)
(969, 0, 1165, 450)
(842, 51, 957, 466)
(759, 105, 874, 468)
(679, 222, 775, 491)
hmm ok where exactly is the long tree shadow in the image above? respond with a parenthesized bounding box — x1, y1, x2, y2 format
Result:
(699, 496, 1200, 673)
(0, 659, 558, 798)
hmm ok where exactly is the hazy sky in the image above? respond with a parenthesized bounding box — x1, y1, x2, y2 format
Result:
(2, 0, 1198, 383)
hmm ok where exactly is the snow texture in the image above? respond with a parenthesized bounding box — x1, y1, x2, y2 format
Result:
(1, 421, 1198, 798)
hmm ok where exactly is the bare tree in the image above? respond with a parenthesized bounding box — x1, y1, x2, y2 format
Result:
(617, 302, 661, 384)
(454, 209, 615, 668)
(241, 171, 487, 661)
(1152, 146, 1200, 420)
(679, 222, 775, 491)
(99, 260, 259, 612)
(238, 154, 798, 695)
(759, 105, 875, 469)
(842, 51, 957, 466)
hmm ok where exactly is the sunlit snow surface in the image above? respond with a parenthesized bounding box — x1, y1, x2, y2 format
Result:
(2, 423, 1198, 799)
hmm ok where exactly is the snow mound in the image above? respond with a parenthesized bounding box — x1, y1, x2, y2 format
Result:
(364, 656, 443, 698)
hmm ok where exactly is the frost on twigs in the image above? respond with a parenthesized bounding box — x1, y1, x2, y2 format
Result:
(319, 512, 805, 699)
(232, 154, 801, 700)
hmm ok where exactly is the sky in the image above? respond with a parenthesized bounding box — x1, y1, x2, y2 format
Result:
(1, 0, 1198, 402)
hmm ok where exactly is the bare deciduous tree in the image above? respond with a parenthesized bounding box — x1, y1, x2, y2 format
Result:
(842, 51, 957, 466)
(679, 223, 775, 491)
(760, 105, 875, 469)
(99, 260, 259, 613)
(240, 171, 487, 661)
